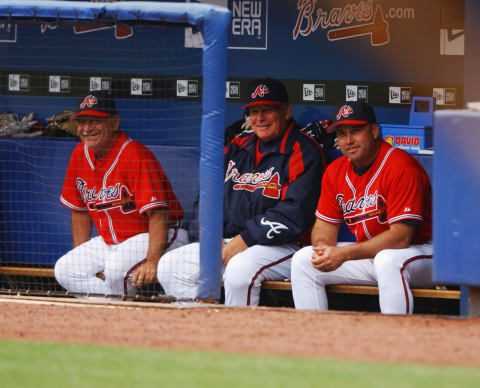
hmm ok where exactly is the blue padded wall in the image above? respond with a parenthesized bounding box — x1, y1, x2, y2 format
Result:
(434, 110, 480, 286)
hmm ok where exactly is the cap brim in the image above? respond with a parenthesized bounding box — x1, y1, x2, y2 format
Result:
(71, 110, 111, 119)
(326, 120, 368, 133)
(241, 100, 284, 109)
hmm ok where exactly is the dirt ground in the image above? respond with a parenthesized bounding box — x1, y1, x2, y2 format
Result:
(1, 296, 480, 367)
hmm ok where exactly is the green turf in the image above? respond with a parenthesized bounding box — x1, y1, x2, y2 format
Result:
(0, 339, 479, 388)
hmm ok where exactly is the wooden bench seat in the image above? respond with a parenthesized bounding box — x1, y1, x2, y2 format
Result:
(0, 266, 55, 278)
(0, 266, 460, 300)
(262, 280, 460, 300)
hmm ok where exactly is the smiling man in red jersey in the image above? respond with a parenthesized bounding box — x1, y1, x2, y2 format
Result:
(55, 91, 188, 299)
(291, 101, 433, 314)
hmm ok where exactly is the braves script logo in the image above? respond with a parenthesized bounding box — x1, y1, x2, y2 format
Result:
(41, 0, 133, 40)
(337, 191, 387, 224)
(293, 0, 390, 47)
(77, 179, 136, 214)
(260, 218, 289, 239)
(336, 105, 353, 120)
(251, 84, 269, 99)
(80, 95, 98, 109)
(41, 23, 133, 39)
(225, 161, 281, 199)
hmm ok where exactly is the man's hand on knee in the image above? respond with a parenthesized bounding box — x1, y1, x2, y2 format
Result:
(222, 234, 248, 265)
(131, 261, 158, 288)
(312, 245, 346, 272)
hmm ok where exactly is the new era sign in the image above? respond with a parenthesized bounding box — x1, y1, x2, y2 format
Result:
(8, 74, 30, 92)
(90, 77, 111, 92)
(185, 0, 268, 50)
(346, 85, 368, 102)
(303, 84, 325, 102)
(49, 76, 71, 93)
(177, 80, 199, 97)
(131, 78, 153, 95)
(433, 87, 456, 105)
(389, 86, 411, 104)
(226, 81, 240, 98)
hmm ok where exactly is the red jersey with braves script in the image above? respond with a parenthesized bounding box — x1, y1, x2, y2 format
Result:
(60, 131, 183, 245)
(316, 140, 431, 244)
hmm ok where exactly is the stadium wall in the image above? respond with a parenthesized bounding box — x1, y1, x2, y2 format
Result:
(0, 0, 465, 144)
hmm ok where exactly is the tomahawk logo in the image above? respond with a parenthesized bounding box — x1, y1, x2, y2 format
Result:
(80, 95, 98, 109)
(251, 84, 269, 99)
(87, 186, 136, 214)
(260, 217, 289, 239)
(336, 105, 353, 120)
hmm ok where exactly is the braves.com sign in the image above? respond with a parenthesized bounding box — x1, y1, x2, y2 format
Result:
(185, 0, 268, 50)
(293, 0, 391, 47)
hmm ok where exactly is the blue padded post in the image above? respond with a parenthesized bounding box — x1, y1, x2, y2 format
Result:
(197, 7, 231, 300)
(434, 110, 480, 297)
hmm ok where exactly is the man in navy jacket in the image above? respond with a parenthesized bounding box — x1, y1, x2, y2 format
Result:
(158, 78, 326, 305)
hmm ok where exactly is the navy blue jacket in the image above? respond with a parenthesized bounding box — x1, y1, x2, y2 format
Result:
(223, 120, 326, 246)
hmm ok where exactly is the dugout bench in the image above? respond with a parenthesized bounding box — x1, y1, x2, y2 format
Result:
(0, 138, 461, 314)
(0, 266, 460, 315)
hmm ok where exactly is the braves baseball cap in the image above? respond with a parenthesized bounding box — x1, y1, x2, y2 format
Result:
(327, 101, 377, 133)
(241, 77, 289, 109)
(72, 91, 117, 118)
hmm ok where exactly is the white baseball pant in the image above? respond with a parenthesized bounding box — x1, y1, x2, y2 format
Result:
(157, 240, 298, 306)
(54, 228, 189, 299)
(291, 242, 433, 314)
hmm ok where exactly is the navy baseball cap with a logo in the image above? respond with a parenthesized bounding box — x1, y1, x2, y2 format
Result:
(241, 77, 289, 109)
(72, 91, 117, 118)
(327, 101, 377, 133)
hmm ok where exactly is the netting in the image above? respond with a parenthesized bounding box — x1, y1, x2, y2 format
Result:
(0, 1, 229, 301)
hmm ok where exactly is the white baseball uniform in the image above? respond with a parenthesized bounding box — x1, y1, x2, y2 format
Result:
(158, 239, 297, 305)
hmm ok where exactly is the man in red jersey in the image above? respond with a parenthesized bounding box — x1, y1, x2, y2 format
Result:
(291, 101, 433, 314)
(55, 91, 188, 299)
